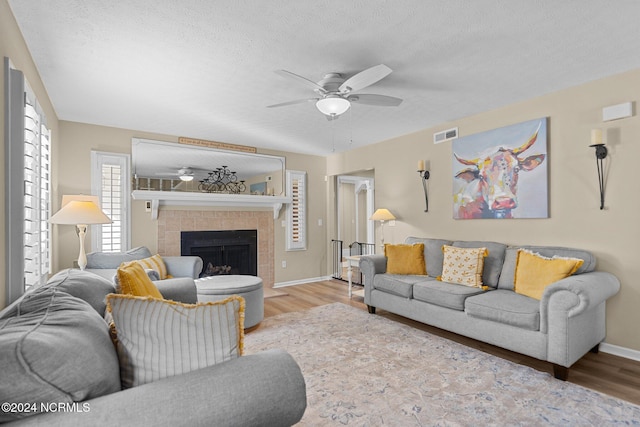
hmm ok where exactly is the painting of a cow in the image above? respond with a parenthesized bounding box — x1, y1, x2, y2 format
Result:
(452, 118, 548, 219)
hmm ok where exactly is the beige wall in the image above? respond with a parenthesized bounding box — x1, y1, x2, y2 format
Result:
(1, 0, 59, 308)
(55, 122, 328, 284)
(327, 68, 640, 351)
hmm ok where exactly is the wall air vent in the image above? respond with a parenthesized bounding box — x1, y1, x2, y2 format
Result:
(433, 127, 458, 144)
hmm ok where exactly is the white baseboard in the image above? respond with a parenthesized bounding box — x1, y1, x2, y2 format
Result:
(600, 342, 640, 362)
(274, 276, 333, 288)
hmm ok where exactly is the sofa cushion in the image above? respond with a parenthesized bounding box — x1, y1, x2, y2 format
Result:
(40, 269, 116, 316)
(404, 237, 453, 278)
(0, 288, 121, 422)
(439, 245, 488, 288)
(514, 249, 584, 300)
(107, 294, 245, 388)
(452, 240, 507, 288)
(86, 246, 153, 269)
(384, 243, 427, 275)
(465, 289, 540, 331)
(413, 280, 487, 311)
(373, 274, 423, 298)
(116, 261, 164, 298)
(498, 246, 596, 290)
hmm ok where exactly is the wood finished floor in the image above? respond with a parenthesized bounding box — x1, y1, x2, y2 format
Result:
(261, 279, 640, 406)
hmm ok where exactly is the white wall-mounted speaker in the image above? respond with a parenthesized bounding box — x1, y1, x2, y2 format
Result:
(602, 102, 634, 122)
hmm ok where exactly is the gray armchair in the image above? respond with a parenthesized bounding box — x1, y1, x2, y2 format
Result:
(84, 247, 203, 303)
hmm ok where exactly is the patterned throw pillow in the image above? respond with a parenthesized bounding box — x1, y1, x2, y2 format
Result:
(514, 249, 584, 300)
(116, 261, 164, 299)
(135, 254, 170, 280)
(106, 294, 245, 388)
(439, 245, 488, 288)
(384, 243, 427, 275)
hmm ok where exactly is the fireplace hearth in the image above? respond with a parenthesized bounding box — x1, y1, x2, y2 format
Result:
(181, 229, 257, 278)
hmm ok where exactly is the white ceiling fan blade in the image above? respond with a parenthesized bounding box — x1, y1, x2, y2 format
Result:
(339, 64, 392, 94)
(267, 98, 319, 108)
(348, 94, 403, 107)
(274, 70, 327, 93)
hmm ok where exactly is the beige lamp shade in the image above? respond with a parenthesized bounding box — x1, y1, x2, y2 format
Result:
(49, 195, 111, 270)
(49, 196, 112, 225)
(369, 208, 396, 221)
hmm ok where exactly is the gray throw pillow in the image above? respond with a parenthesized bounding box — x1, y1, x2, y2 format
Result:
(0, 287, 121, 422)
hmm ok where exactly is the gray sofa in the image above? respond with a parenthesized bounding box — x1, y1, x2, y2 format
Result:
(84, 246, 203, 303)
(0, 269, 307, 426)
(360, 237, 621, 380)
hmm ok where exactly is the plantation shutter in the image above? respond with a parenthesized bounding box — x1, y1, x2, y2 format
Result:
(91, 151, 131, 252)
(5, 59, 52, 301)
(286, 170, 307, 251)
(23, 91, 51, 289)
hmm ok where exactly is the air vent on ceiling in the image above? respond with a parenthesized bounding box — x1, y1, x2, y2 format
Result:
(433, 127, 458, 144)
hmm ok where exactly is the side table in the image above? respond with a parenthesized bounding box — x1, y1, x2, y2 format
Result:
(345, 255, 362, 298)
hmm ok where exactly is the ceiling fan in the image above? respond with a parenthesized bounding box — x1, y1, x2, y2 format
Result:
(267, 64, 402, 119)
(156, 167, 198, 181)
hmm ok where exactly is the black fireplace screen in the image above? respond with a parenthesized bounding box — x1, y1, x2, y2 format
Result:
(181, 230, 257, 278)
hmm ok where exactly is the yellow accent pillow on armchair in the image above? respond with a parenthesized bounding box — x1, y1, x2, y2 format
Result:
(384, 243, 426, 275)
(116, 261, 164, 299)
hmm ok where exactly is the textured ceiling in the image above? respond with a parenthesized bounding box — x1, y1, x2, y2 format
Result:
(8, 1, 640, 156)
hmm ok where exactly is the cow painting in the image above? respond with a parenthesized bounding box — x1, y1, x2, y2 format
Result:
(452, 119, 548, 219)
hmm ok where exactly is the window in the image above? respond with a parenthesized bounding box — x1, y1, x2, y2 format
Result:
(285, 170, 307, 251)
(91, 152, 131, 252)
(4, 59, 51, 302)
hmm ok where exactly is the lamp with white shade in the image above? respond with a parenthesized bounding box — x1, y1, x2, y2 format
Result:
(369, 208, 396, 249)
(49, 195, 112, 270)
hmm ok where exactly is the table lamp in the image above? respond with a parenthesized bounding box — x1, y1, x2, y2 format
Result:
(369, 208, 396, 249)
(49, 195, 112, 270)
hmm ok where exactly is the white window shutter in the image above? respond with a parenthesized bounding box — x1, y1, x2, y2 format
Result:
(91, 151, 131, 252)
(286, 170, 307, 251)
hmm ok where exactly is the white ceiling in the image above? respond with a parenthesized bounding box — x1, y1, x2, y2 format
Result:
(8, 1, 640, 156)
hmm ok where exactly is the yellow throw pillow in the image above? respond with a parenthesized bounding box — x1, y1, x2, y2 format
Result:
(384, 243, 427, 275)
(106, 294, 245, 388)
(514, 249, 584, 300)
(135, 254, 170, 280)
(116, 261, 164, 299)
(439, 245, 488, 288)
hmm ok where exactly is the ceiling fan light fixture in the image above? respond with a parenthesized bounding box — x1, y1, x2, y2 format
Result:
(316, 96, 350, 116)
(179, 174, 194, 182)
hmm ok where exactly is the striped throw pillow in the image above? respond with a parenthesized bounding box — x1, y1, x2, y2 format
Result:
(106, 294, 245, 388)
(135, 254, 170, 280)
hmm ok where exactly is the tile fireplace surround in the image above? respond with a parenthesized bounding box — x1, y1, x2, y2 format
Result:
(156, 210, 275, 288)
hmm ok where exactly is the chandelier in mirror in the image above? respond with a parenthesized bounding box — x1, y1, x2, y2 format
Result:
(198, 166, 247, 194)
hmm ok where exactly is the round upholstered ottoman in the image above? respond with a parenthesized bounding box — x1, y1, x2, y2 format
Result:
(195, 275, 264, 328)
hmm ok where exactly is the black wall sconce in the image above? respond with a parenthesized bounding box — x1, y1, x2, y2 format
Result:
(417, 160, 430, 212)
(589, 129, 607, 210)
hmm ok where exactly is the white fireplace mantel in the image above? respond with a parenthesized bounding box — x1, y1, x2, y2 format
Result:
(131, 190, 292, 220)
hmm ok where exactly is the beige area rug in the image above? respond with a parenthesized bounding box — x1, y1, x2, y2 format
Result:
(263, 287, 288, 299)
(245, 303, 640, 426)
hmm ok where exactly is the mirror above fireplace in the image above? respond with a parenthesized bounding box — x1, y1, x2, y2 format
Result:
(132, 138, 286, 195)
(131, 138, 291, 219)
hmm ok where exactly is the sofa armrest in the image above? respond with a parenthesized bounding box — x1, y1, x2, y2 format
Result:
(359, 255, 387, 305)
(163, 256, 203, 279)
(7, 349, 307, 427)
(539, 271, 620, 332)
(153, 277, 198, 304)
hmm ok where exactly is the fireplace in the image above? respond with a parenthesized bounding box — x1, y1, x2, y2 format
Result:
(181, 229, 257, 278)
